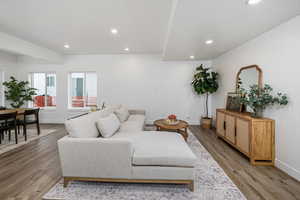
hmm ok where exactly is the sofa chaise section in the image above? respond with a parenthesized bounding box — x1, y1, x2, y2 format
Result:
(132, 131, 196, 167)
(58, 107, 196, 191)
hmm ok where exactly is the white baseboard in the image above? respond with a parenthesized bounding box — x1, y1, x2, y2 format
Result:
(40, 118, 64, 124)
(275, 159, 300, 181)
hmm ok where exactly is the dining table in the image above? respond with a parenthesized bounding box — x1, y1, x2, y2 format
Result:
(0, 108, 31, 119)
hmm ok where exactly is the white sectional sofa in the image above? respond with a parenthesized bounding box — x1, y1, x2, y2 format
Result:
(58, 106, 197, 191)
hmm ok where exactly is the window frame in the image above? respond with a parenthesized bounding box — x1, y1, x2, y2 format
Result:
(68, 71, 98, 110)
(29, 72, 57, 109)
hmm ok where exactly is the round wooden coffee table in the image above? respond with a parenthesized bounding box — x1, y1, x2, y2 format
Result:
(154, 119, 189, 141)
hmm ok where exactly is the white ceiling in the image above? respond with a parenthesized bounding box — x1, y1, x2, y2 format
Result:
(0, 0, 299, 60)
(163, 0, 300, 60)
(0, 0, 172, 55)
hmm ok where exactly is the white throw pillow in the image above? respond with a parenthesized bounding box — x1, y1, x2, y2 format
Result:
(96, 113, 121, 138)
(65, 114, 100, 138)
(114, 106, 130, 122)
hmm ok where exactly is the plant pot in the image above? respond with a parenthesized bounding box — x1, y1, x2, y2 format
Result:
(251, 108, 264, 118)
(201, 117, 212, 129)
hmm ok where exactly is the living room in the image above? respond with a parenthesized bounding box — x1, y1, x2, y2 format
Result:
(0, 0, 300, 200)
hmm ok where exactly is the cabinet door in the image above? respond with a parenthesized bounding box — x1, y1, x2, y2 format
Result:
(236, 118, 250, 154)
(225, 115, 236, 144)
(252, 121, 273, 160)
(216, 112, 225, 137)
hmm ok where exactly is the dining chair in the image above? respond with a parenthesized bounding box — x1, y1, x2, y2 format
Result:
(0, 107, 8, 136)
(18, 108, 40, 141)
(0, 106, 6, 110)
(0, 112, 18, 144)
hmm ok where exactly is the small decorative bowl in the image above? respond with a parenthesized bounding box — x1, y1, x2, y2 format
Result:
(164, 119, 180, 125)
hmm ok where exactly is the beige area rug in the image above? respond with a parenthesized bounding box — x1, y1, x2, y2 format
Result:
(0, 127, 57, 155)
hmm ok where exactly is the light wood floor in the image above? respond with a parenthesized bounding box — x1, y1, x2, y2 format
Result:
(0, 124, 66, 200)
(0, 124, 299, 200)
(190, 126, 300, 200)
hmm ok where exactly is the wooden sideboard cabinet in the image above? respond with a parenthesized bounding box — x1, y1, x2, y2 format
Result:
(216, 109, 275, 166)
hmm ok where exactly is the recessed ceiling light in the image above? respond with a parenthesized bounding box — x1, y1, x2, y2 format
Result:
(205, 40, 214, 45)
(246, 0, 262, 5)
(64, 44, 70, 49)
(111, 28, 118, 34)
(124, 48, 129, 51)
(190, 55, 195, 59)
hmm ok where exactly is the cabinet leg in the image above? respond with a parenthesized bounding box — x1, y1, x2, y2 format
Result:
(63, 178, 70, 187)
(188, 181, 194, 192)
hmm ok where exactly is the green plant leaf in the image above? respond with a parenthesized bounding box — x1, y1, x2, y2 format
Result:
(238, 84, 288, 114)
(3, 76, 37, 108)
(191, 64, 219, 118)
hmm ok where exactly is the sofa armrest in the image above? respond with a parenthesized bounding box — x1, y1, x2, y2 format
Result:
(58, 136, 133, 179)
(129, 109, 146, 115)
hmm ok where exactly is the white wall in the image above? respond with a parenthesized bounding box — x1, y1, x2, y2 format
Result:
(13, 54, 211, 124)
(0, 51, 18, 106)
(211, 16, 300, 181)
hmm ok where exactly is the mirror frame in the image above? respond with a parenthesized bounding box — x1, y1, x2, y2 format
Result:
(236, 65, 263, 93)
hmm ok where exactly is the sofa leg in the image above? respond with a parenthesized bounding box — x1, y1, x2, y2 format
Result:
(188, 181, 194, 192)
(63, 178, 70, 188)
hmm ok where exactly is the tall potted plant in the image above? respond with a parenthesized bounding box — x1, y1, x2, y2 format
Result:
(3, 76, 37, 108)
(192, 64, 218, 128)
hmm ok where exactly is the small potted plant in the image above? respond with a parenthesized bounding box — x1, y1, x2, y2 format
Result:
(239, 84, 288, 118)
(192, 64, 218, 128)
(3, 76, 37, 108)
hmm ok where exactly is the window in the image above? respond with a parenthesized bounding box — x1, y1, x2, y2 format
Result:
(29, 72, 56, 108)
(69, 72, 97, 108)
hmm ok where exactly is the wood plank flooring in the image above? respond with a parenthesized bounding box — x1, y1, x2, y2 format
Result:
(0, 124, 66, 200)
(0, 124, 299, 200)
(189, 126, 300, 200)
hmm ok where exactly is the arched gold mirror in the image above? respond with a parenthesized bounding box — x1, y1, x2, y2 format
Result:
(236, 65, 263, 92)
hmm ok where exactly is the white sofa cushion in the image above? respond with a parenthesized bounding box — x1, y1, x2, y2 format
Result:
(65, 108, 115, 138)
(96, 113, 120, 138)
(114, 106, 130, 122)
(132, 166, 194, 180)
(119, 115, 145, 132)
(127, 114, 145, 122)
(65, 114, 99, 138)
(132, 131, 197, 167)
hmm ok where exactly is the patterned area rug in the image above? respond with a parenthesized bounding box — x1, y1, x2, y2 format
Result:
(43, 130, 246, 200)
(0, 127, 57, 155)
